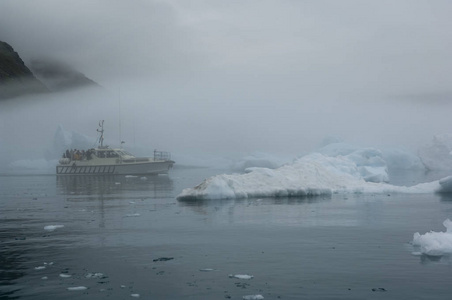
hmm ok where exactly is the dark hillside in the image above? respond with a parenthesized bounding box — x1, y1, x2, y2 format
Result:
(0, 41, 48, 99)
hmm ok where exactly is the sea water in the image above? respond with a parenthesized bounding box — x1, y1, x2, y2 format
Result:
(1, 168, 452, 299)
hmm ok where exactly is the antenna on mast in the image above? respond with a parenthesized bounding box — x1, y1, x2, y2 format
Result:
(97, 120, 104, 148)
(118, 88, 122, 147)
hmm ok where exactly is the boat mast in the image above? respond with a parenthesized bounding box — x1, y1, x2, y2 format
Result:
(97, 120, 104, 148)
(118, 88, 122, 148)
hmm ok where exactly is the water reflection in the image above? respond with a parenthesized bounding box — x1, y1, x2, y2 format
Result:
(419, 253, 452, 265)
(56, 174, 173, 198)
(438, 193, 452, 202)
(0, 242, 27, 299)
(177, 195, 332, 209)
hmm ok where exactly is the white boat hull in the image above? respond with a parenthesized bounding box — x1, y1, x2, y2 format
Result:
(56, 161, 173, 175)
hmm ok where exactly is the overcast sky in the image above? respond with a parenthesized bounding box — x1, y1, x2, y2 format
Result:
(1, 0, 452, 162)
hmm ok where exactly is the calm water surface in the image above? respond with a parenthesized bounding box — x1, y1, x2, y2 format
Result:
(1, 168, 452, 299)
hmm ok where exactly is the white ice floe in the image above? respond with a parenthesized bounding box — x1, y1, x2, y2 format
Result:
(67, 286, 87, 291)
(412, 219, 452, 256)
(85, 272, 105, 279)
(131, 294, 140, 298)
(178, 149, 452, 200)
(229, 274, 254, 280)
(125, 213, 140, 217)
(34, 266, 46, 270)
(199, 268, 215, 272)
(243, 295, 264, 300)
(41, 276, 48, 280)
(59, 274, 72, 278)
(44, 225, 64, 231)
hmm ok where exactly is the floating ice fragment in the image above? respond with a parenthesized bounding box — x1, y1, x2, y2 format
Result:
(199, 268, 215, 272)
(44, 225, 64, 231)
(129, 201, 136, 204)
(125, 175, 138, 178)
(85, 272, 105, 279)
(229, 274, 253, 280)
(67, 286, 87, 291)
(125, 213, 140, 217)
(412, 219, 452, 256)
(140, 177, 147, 180)
(35, 266, 46, 270)
(121, 285, 126, 288)
(60, 274, 72, 278)
(41, 276, 48, 280)
(115, 182, 121, 185)
(131, 294, 140, 297)
(243, 295, 264, 300)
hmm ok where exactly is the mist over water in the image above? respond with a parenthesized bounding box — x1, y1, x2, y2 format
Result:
(1, 0, 452, 170)
(2, 3, 452, 299)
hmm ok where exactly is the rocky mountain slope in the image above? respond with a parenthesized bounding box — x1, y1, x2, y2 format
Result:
(0, 40, 100, 100)
(0, 41, 48, 99)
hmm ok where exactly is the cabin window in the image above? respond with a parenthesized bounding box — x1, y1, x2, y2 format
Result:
(107, 151, 119, 158)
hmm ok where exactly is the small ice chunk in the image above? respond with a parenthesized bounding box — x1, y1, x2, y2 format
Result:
(67, 286, 87, 291)
(85, 272, 105, 279)
(41, 276, 48, 280)
(243, 295, 264, 300)
(121, 285, 127, 288)
(412, 219, 452, 256)
(129, 201, 136, 204)
(35, 266, 46, 270)
(131, 294, 140, 297)
(125, 213, 140, 217)
(44, 225, 64, 231)
(229, 274, 254, 280)
(60, 274, 72, 278)
(199, 268, 215, 272)
(140, 177, 147, 180)
(125, 175, 138, 178)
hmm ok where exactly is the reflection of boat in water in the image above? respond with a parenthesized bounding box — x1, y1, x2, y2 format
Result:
(56, 121, 174, 175)
(56, 174, 173, 197)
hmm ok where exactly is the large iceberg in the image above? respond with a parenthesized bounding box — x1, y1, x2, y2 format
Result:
(418, 134, 452, 171)
(316, 143, 389, 183)
(177, 151, 452, 200)
(48, 125, 97, 159)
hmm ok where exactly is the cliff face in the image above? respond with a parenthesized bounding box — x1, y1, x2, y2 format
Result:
(0, 41, 48, 99)
(0, 41, 101, 100)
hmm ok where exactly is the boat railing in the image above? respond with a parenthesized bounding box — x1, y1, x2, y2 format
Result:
(154, 150, 171, 161)
(122, 157, 151, 163)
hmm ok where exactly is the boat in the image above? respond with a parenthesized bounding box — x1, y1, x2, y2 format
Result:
(56, 120, 174, 175)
